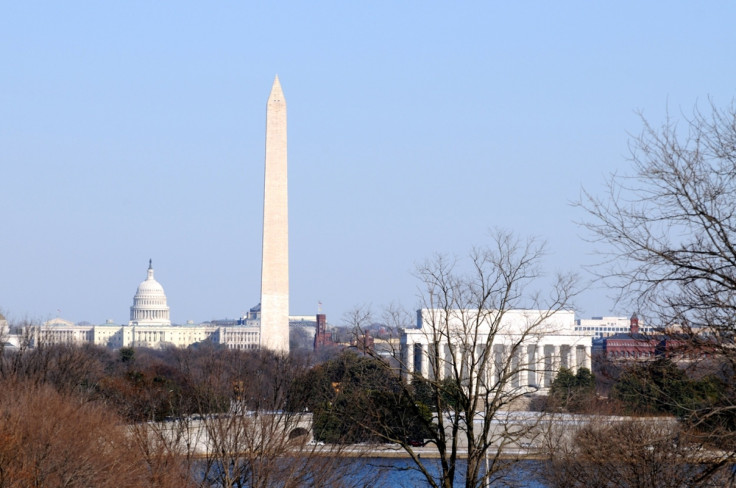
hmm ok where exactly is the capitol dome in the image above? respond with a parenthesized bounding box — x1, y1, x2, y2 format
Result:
(129, 259, 171, 326)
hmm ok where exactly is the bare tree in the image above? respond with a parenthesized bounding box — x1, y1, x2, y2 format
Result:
(0, 311, 7, 355)
(580, 102, 736, 448)
(0, 321, 113, 399)
(130, 423, 199, 488)
(344, 231, 579, 488)
(580, 102, 736, 336)
(0, 379, 151, 488)
(0, 333, 373, 487)
(342, 304, 374, 346)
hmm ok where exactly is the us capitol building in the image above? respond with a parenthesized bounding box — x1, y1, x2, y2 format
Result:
(23, 260, 264, 351)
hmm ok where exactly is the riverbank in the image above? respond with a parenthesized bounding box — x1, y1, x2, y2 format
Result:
(305, 444, 546, 460)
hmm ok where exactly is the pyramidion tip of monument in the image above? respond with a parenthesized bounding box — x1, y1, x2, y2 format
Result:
(269, 75, 284, 98)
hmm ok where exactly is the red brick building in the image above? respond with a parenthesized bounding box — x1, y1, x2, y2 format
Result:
(599, 314, 707, 360)
(313, 314, 334, 350)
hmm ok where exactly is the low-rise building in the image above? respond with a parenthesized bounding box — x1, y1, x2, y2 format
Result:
(595, 315, 710, 360)
(575, 314, 653, 338)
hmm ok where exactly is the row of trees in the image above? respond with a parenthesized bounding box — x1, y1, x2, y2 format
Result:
(4, 339, 734, 488)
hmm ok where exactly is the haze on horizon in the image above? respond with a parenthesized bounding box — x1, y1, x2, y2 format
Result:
(2, 2, 735, 326)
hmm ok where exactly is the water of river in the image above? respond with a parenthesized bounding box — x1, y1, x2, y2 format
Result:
(342, 457, 548, 487)
(195, 456, 549, 487)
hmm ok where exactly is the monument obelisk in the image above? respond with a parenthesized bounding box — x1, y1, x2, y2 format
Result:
(260, 76, 290, 354)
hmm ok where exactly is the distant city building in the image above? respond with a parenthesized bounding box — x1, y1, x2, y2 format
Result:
(351, 329, 374, 353)
(0, 312, 18, 350)
(575, 314, 653, 338)
(313, 314, 334, 350)
(237, 303, 262, 327)
(595, 314, 659, 360)
(594, 314, 708, 361)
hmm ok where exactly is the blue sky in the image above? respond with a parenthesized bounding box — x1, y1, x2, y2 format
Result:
(1, 2, 734, 325)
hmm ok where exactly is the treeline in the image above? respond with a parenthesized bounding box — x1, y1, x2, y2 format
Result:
(550, 357, 736, 447)
(0, 342, 384, 488)
(1, 341, 309, 422)
(3, 339, 736, 487)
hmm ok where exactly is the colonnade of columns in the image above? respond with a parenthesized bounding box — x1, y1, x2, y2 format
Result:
(402, 340, 592, 390)
(136, 330, 166, 342)
(133, 310, 169, 320)
(131, 309, 170, 321)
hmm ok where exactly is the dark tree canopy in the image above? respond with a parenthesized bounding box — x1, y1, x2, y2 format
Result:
(611, 358, 728, 421)
(293, 350, 433, 444)
(549, 367, 595, 412)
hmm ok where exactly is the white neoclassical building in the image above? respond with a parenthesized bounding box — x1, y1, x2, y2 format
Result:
(22, 261, 262, 351)
(129, 259, 171, 326)
(401, 309, 592, 392)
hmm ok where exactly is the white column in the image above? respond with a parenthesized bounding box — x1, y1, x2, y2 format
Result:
(511, 348, 520, 388)
(527, 346, 536, 388)
(420, 344, 429, 378)
(536, 345, 544, 387)
(494, 344, 505, 385)
(437, 342, 445, 381)
(486, 344, 495, 387)
(405, 341, 414, 381)
(445, 344, 455, 380)
(479, 343, 490, 387)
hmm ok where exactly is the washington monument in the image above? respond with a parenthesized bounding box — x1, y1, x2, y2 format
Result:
(260, 76, 290, 353)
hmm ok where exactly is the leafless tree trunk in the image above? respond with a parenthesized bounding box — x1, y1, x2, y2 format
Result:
(129, 417, 200, 488)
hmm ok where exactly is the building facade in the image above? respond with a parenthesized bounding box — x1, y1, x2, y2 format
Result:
(401, 309, 592, 392)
